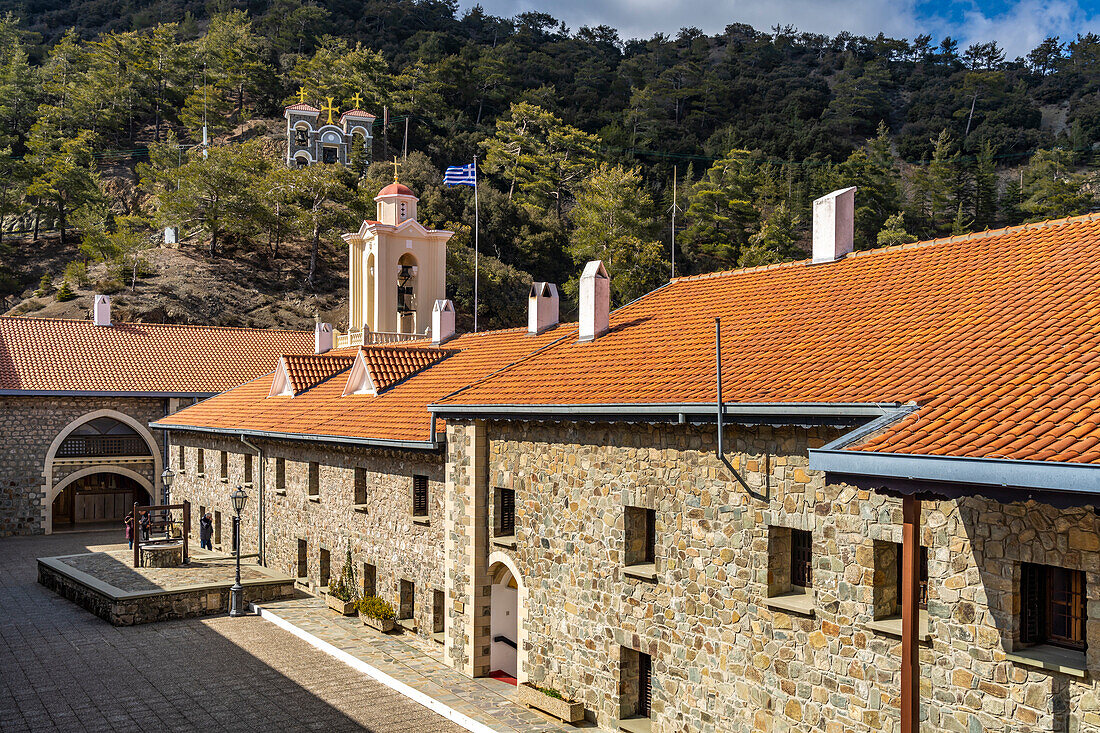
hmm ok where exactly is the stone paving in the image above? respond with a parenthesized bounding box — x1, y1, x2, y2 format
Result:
(256, 595, 590, 733)
(0, 531, 464, 732)
(57, 548, 271, 592)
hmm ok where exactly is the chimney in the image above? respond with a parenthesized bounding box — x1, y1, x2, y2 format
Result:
(431, 299, 455, 345)
(314, 322, 333, 354)
(93, 294, 111, 327)
(578, 261, 610, 342)
(528, 282, 559, 335)
(812, 186, 857, 263)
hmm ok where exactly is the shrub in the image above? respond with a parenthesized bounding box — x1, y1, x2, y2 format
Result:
(328, 545, 359, 603)
(539, 687, 564, 700)
(63, 260, 89, 286)
(55, 281, 76, 301)
(35, 274, 52, 297)
(358, 595, 395, 620)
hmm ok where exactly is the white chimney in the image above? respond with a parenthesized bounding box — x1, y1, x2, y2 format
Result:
(812, 186, 857, 263)
(431, 299, 455, 345)
(314, 322, 333, 354)
(528, 282, 559, 335)
(93, 294, 111, 326)
(578, 261, 610, 343)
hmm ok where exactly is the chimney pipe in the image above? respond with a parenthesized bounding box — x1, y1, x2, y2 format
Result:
(528, 282, 559, 335)
(431, 299, 455, 345)
(812, 186, 857, 263)
(314, 322, 333, 354)
(93, 294, 111, 327)
(578, 261, 610, 342)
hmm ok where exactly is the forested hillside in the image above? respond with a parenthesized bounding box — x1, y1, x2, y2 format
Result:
(1, 1, 1098, 328)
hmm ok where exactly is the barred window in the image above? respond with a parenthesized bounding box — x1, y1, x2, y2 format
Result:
(894, 543, 928, 610)
(791, 529, 813, 589)
(1022, 563, 1087, 651)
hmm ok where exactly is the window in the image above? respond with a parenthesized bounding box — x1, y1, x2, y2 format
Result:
(354, 467, 367, 505)
(214, 511, 222, 546)
(624, 506, 656, 567)
(219, 451, 228, 481)
(197, 448, 206, 475)
(275, 458, 286, 492)
(495, 487, 515, 537)
(433, 589, 445, 639)
(399, 202, 407, 219)
(308, 462, 319, 497)
(399, 579, 415, 621)
(893, 543, 928, 611)
(619, 647, 653, 720)
(1022, 563, 1087, 651)
(362, 562, 376, 598)
(412, 475, 429, 517)
(177, 445, 185, 472)
(297, 539, 307, 578)
(319, 548, 331, 587)
(321, 146, 337, 164)
(244, 454, 253, 485)
(790, 529, 813, 589)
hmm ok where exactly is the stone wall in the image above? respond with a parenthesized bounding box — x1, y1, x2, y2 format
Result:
(446, 418, 1100, 733)
(0, 396, 169, 536)
(168, 432, 447, 640)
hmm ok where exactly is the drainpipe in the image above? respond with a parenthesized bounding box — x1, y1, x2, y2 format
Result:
(429, 410, 438, 447)
(239, 434, 265, 566)
(163, 399, 171, 505)
(715, 317, 723, 459)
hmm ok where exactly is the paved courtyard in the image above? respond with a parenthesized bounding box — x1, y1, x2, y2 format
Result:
(0, 531, 465, 733)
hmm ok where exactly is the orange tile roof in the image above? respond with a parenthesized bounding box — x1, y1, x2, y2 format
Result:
(434, 215, 1100, 465)
(155, 329, 565, 444)
(282, 354, 355, 394)
(359, 346, 449, 392)
(0, 317, 315, 394)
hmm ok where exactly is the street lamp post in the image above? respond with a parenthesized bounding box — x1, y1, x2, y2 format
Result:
(160, 467, 175, 506)
(229, 485, 248, 617)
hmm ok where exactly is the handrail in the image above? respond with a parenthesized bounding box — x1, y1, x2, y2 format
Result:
(493, 635, 517, 649)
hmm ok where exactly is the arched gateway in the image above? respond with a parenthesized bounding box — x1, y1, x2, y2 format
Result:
(487, 553, 528, 684)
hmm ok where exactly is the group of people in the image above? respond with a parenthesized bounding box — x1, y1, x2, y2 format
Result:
(122, 510, 215, 550)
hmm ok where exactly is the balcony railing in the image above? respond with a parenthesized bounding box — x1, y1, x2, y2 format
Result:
(335, 329, 422, 348)
(56, 435, 150, 458)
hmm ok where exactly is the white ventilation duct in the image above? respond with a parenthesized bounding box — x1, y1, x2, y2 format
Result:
(812, 186, 857, 263)
(93, 294, 111, 327)
(578, 261, 610, 343)
(314, 322, 333, 354)
(431, 299, 455, 345)
(528, 282, 559, 335)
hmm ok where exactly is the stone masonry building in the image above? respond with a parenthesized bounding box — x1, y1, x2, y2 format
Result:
(154, 187, 1100, 732)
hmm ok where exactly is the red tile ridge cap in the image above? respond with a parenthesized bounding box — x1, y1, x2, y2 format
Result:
(669, 210, 1100, 284)
(0, 316, 311, 335)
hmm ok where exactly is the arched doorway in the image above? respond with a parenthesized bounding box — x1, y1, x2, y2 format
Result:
(52, 472, 151, 530)
(489, 561, 520, 683)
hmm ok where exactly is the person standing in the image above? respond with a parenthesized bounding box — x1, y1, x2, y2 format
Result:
(124, 512, 134, 549)
(199, 512, 213, 550)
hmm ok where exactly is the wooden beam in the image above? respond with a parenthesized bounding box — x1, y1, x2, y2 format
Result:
(901, 496, 921, 732)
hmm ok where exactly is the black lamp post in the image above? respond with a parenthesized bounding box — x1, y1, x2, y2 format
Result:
(229, 485, 248, 617)
(161, 467, 175, 506)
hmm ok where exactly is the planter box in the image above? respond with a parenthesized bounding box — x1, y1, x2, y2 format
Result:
(326, 594, 358, 616)
(361, 614, 396, 633)
(517, 682, 584, 723)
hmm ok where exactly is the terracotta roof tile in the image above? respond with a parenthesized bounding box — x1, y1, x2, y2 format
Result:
(435, 214, 1100, 465)
(282, 354, 355, 394)
(0, 317, 314, 394)
(360, 345, 449, 392)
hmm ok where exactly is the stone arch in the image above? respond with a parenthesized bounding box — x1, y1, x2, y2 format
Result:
(43, 409, 162, 534)
(488, 551, 528, 684)
(47, 466, 154, 533)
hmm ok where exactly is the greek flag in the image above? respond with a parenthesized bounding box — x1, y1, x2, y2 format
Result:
(443, 163, 476, 186)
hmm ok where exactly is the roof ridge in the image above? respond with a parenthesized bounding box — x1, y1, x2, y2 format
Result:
(0, 316, 311, 335)
(669, 211, 1100, 283)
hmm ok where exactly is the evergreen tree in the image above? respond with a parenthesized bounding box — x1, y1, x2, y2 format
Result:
(680, 149, 761, 271)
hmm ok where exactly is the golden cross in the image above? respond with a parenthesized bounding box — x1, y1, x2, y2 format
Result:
(296, 86, 307, 104)
(391, 156, 401, 183)
(321, 96, 338, 125)
(349, 92, 363, 109)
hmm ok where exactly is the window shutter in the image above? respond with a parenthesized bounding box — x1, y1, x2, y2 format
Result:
(1021, 563, 1044, 644)
(791, 529, 813, 588)
(413, 475, 428, 515)
(638, 653, 652, 717)
(500, 489, 515, 535)
(645, 509, 656, 564)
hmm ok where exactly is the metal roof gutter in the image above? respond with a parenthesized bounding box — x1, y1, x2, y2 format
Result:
(150, 422, 441, 452)
(810, 448, 1100, 494)
(426, 401, 898, 424)
(1, 389, 217, 398)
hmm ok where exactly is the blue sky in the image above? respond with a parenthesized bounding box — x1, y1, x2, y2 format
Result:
(462, 0, 1097, 56)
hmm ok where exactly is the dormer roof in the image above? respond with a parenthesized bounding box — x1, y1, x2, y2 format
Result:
(269, 353, 355, 397)
(343, 346, 451, 396)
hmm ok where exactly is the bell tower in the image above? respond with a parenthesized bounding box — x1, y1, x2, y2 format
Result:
(342, 178, 453, 340)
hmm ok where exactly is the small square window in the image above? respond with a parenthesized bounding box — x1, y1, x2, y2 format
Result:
(197, 448, 205, 475)
(412, 475, 429, 517)
(1022, 563, 1087, 651)
(219, 451, 228, 480)
(362, 562, 376, 598)
(275, 458, 285, 491)
(624, 506, 656, 566)
(244, 454, 253, 485)
(177, 445, 185, 472)
(790, 529, 813, 589)
(619, 646, 653, 720)
(399, 578, 415, 620)
(767, 526, 813, 598)
(308, 462, 320, 497)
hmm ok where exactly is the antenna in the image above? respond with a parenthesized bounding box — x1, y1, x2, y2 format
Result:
(668, 167, 682, 279)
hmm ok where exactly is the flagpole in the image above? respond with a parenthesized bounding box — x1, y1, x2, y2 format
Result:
(473, 155, 479, 333)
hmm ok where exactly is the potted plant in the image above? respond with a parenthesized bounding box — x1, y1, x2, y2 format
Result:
(326, 544, 360, 615)
(358, 595, 396, 632)
(517, 682, 584, 723)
